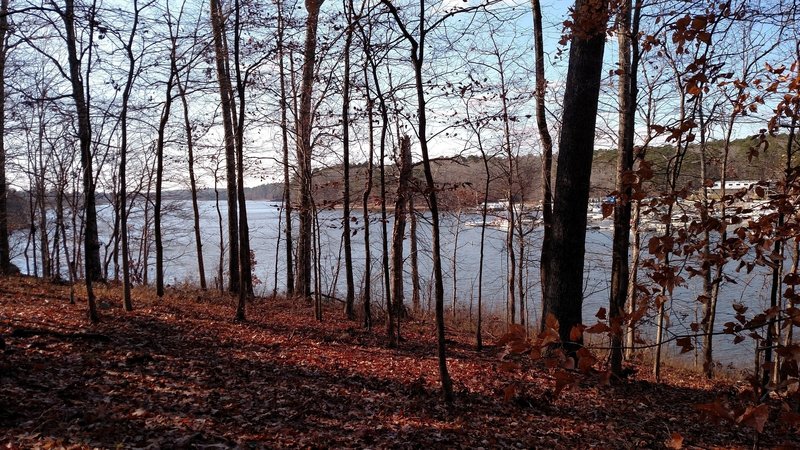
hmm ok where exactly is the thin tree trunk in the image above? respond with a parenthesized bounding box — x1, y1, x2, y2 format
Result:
(531, 0, 554, 331)
(451, 210, 461, 320)
(233, 0, 252, 320)
(118, 0, 141, 310)
(497, 58, 516, 326)
(378, 98, 391, 315)
(277, 0, 294, 296)
(0, 0, 9, 275)
(214, 165, 225, 292)
(409, 195, 421, 313)
(610, 0, 640, 377)
(154, 33, 177, 298)
(341, 0, 356, 319)
(176, 62, 206, 290)
(476, 133, 490, 350)
(382, 0, 454, 401)
(624, 198, 641, 360)
(360, 54, 375, 330)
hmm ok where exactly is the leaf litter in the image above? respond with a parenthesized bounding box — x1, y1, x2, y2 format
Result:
(0, 277, 797, 448)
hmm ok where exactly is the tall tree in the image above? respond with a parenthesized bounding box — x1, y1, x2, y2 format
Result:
(118, 0, 147, 310)
(531, 0, 553, 331)
(0, 0, 9, 275)
(61, 0, 101, 321)
(277, 0, 294, 296)
(209, 0, 240, 294)
(541, 0, 609, 348)
(295, 0, 325, 299)
(341, 0, 356, 319)
(155, 6, 179, 298)
(174, 8, 207, 291)
(609, 0, 641, 377)
(381, 0, 485, 403)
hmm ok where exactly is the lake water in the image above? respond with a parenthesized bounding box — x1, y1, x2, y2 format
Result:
(10, 199, 779, 368)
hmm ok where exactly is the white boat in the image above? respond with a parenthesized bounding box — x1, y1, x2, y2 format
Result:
(464, 217, 510, 230)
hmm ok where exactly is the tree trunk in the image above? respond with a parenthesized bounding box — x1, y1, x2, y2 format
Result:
(233, 0, 252, 320)
(62, 0, 100, 322)
(341, 0, 356, 319)
(497, 56, 516, 326)
(360, 51, 375, 330)
(154, 34, 177, 298)
(409, 195, 421, 313)
(118, 0, 141, 310)
(277, 0, 294, 296)
(624, 198, 641, 360)
(609, 0, 640, 377)
(176, 63, 207, 291)
(541, 0, 609, 348)
(377, 92, 391, 315)
(476, 132, 490, 350)
(0, 0, 9, 275)
(295, 0, 325, 299)
(451, 210, 461, 320)
(389, 135, 412, 346)
(209, 0, 240, 294)
(531, 0, 554, 332)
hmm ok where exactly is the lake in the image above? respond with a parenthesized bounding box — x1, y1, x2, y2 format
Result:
(10, 199, 778, 368)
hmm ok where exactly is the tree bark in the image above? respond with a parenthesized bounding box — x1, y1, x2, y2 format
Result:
(542, 0, 609, 348)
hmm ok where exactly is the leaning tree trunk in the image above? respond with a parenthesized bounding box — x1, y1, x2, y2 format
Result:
(541, 0, 609, 349)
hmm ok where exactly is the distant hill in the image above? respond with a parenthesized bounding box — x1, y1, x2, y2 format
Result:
(159, 183, 285, 202)
(93, 183, 285, 204)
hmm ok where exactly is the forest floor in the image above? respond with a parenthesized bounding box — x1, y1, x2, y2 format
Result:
(0, 276, 797, 449)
